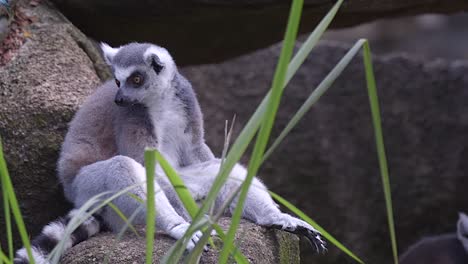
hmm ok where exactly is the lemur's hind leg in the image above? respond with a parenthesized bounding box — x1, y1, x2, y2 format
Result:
(179, 159, 326, 252)
(72, 155, 203, 250)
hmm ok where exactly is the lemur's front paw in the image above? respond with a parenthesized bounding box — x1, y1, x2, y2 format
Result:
(270, 214, 327, 253)
(168, 223, 204, 251)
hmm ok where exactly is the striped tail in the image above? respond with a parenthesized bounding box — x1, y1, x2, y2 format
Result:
(14, 209, 104, 264)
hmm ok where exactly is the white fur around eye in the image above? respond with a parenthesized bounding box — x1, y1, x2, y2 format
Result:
(114, 66, 136, 81)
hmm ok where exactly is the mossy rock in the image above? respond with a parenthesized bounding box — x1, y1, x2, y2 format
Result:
(0, 0, 106, 249)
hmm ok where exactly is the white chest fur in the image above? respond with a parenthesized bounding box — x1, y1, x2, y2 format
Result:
(149, 99, 190, 168)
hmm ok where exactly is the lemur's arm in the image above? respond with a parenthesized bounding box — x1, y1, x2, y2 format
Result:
(173, 72, 214, 165)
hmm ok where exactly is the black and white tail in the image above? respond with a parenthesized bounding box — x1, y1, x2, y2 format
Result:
(14, 209, 104, 264)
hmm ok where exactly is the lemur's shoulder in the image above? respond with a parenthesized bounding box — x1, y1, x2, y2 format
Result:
(172, 72, 204, 138)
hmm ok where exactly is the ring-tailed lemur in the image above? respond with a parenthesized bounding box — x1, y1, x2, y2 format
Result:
(14, 42, 325, 263)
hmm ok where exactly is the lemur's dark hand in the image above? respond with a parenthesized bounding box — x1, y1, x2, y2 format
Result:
(269, 214, 326, 253)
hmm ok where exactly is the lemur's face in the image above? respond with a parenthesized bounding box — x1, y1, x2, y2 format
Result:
(101, 42, 176, 107)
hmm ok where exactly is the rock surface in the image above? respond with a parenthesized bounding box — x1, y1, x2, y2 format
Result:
(0, 0, 107, 249)
(50, 0, 468, 65)
(182, 42, 468, 264)
(61, 218, 300, 264)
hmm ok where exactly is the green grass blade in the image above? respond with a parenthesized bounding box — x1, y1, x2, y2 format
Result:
(144, 149, 157, 264)
(187, 100, 265, 230)
(1, 163, 13, 260)
(269, 191, 364, 263)
(153, 149, 202, 263)
(161, 218, 209, 264)
(0, 139, 34, 264)
(159, 0, 345, 259)
(154, 150, 199, 217)
(186, 226, 214, 264)
(263, 39, 366, 161)
(362, 41, 398, 264)
(103, 204, 145, 264)
(154, 150, 248, 264)
(107, 202, 140, 237)
(285, 0, 344, 86)
(190, 0, 345, 241)
(219, 0, 304, 261)
(185, 224, 250, 264)
(48, 191, 114, 263)
(48, 184, 145, 263)
(0, 250, 12, 264)
(127, 192, 145, 204)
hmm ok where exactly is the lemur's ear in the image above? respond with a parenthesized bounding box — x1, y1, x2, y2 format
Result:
(144, 51, 164, 74)
(100, 42, 120, 65)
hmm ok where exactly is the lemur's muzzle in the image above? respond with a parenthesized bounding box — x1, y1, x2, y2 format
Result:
(114, 90, 132, 107)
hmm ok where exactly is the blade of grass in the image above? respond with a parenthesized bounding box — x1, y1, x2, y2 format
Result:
(144, 149, 157, 264)
(362, 41, 398, 264)
(269, 191, 364, 263)
(186, 225, 214, 264)
(154, 150, 248, 264)
(186, 179, 245, 263)
(161, 0, 346, 259)
(187, 0, 345, 240)
(103, 204, 145, 264)
(154, 150, 199, 217)
(220, 116, 236, 167)
(127, 192, 145, 204)
(1, 164, 13, 260)
(152, 150, 208, 263)
(48, 191, 115, 263)
(285, 0, 344, 85)
(263, 39, 366, 161)
(0, 250, 12, 264)
(0, 139, 34, 264)
(161, 218, 210, 264)
(48, 183, 145, 263)
(107, 202, 140, 237)
(219, 0, 304, 261)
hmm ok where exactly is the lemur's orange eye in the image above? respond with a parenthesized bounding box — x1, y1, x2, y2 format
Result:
(115, 79, 120, 87)
(133, 75, 141, 85)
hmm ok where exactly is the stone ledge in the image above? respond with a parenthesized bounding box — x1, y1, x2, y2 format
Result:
(61, 218, 300, 264)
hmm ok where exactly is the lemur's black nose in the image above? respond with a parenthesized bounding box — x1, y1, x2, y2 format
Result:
(114, 90, 131, 107)
(114, 97, 125, 106)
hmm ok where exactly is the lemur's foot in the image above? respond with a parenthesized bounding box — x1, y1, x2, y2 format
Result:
(269, 213, 327, 253)
(168, 222, 204, 251)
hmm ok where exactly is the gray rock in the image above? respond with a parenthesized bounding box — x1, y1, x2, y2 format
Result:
(61, 218, 300, 264)
(182, 41, 468, 263)
(0, 0, 105, 249)
(50, 0, 468, 65)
